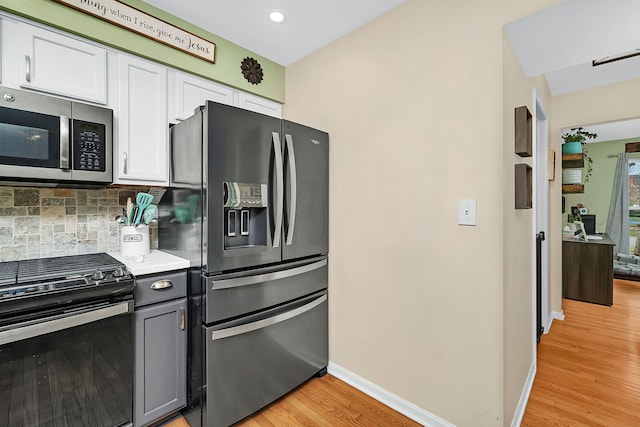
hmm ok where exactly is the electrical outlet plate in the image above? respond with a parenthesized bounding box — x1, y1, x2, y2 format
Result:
(458, 199, 477, 226)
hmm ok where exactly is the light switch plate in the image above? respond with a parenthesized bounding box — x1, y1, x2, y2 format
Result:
(458, 199, 477, 226)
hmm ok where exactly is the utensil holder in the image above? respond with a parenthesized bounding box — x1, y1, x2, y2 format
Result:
(120, 225, 150, 257)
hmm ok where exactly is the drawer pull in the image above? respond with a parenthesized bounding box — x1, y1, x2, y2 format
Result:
(150, 280, 173, 290)
(180, 306, 185, 330)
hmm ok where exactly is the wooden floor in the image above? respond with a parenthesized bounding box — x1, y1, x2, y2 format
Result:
(167, 279, 640, 427)
(164, 375, 420, 427)
(522, 278, 640, 426)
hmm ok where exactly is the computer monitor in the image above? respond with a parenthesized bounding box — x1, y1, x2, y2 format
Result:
(582, 214, 596, 235)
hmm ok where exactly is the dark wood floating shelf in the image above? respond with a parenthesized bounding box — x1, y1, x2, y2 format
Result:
(562, 184, 584, 194)
(514, 106, 532, 157)
(562, 153, 584, 169)
(515, 163, 532, 209)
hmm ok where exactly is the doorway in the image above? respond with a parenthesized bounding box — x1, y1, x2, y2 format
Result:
(534, 93, 549, 340)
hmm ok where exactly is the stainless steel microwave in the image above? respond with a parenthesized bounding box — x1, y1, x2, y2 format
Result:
(0, 85, 113, 186)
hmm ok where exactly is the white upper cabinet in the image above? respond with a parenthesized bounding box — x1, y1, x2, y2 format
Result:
(19, 23, 107, 104)
(238, 92, 282, 119)
(170, 71, 234, 122)
(116, 54, 168, 185)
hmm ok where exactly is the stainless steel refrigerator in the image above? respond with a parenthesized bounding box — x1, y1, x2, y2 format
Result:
(161, 101, 329, 427)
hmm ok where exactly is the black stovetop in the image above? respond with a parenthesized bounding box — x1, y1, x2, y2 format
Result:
(0, 253, 133, 304)
(15, 253, 125, 284)
(0, 253, 134, 320)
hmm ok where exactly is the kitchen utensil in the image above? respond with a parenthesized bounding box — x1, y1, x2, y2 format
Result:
(148, 188, 166, 205)
(130, 205, 139, 225)
(126, 197, 133, 225)
(134, 193, 153, 225)
(188, 194, 199, 222)
(142, 204, 157, 225)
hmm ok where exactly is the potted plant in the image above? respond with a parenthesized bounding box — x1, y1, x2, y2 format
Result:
(562, 127, 597, 182)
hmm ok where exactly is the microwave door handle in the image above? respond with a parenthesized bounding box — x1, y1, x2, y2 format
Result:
(284, 134, 297, 245)
(60, 116, 70, 170)
(272, 131, 283, 248)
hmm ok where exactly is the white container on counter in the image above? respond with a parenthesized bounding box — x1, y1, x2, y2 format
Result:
(120, 225, 150, 257)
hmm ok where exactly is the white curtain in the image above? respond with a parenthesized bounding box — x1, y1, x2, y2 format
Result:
(606, 152, 629, 254)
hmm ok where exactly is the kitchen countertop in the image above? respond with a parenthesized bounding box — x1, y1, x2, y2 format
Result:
(108, 250, 190, 276)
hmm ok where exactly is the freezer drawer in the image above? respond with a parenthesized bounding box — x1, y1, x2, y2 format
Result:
(205, 257, 327, 324)
(204, 292, 328, 427)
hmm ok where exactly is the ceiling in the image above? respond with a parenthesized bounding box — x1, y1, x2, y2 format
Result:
(142, 0, 640, 140)
(142, 0, 407, 66)
(564, 119, 640, 144)
(506, 0, 640, 140)
(504, 0, 640, 96)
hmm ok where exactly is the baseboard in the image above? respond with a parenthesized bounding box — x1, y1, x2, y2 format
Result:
(327, 362, 454, 427)
(544, 310, 563, 334)
(510, 361, 536, 427)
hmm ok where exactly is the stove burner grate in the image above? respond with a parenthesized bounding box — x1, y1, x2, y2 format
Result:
(0, 261, 18, 287)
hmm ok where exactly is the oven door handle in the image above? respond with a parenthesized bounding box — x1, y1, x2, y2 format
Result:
(0, 301, 132, 346)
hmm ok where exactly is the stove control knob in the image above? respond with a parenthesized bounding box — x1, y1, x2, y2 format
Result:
(92, 270, 105, 280)
(113, 267, 126, 277)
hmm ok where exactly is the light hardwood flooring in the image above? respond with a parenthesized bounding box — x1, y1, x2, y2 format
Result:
(164, 374, 420, 427)
(522, 278, 640, 426)
(167, 279, 640, 427)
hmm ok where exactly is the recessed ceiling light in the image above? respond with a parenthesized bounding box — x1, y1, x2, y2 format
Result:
(269, 10, 286, 23)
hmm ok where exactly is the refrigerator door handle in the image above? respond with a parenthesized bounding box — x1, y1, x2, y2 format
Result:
(284, 134, 297, 246)
(211, 294, 327, 340)
(272, 131, 284, 248)
(210, 259, 327, 290)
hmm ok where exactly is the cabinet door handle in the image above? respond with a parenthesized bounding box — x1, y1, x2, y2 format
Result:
(150, 279, 173, 290)
(25, 55, 31, 82)
(180, 306, 185, 331)
(123, 152, 128, 175)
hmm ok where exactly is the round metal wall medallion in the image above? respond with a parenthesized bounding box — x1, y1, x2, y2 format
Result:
(241, 57, 264, 85)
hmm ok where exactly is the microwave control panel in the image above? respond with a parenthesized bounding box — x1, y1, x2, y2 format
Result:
(73, 120, 106, 172)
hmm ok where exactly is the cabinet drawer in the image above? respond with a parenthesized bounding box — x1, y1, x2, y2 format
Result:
(135, 270, 187, 307)
(205, 292, 327, 427)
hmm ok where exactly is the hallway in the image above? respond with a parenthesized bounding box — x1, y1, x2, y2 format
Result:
(522, 279, 640, 426)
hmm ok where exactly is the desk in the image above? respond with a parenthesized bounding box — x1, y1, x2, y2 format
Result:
(562, 234, 615, 306)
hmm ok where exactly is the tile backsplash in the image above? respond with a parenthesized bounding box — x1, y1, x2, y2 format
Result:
(0, 186, 157, 261)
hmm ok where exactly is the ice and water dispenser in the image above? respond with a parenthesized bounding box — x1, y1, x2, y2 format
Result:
(223, 182, 268, 248)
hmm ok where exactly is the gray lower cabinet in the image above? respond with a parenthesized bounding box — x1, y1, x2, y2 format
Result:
(134, 271, 187, 427)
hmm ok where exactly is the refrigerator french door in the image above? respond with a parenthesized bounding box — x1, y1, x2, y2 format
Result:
(202, 102, 329, 273)
(281, 120, 329, 261)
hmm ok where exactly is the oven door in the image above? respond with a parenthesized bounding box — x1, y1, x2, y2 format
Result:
(0, 300, 134, 427)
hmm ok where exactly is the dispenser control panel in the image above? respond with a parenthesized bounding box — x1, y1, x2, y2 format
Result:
(223, 182, 268, 208)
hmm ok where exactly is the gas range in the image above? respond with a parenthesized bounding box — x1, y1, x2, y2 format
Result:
(0, 253, 134, 318)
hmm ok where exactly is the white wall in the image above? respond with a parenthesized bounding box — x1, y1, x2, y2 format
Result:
(284, 0, 561, 425)
(502, 31, 554, 424)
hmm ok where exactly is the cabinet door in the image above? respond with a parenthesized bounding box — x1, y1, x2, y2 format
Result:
(19, 23, 107, 104)
(171, 71, 234, 121)
(116, 54, 168, 185)
(134, 297, 187, 427)
(237, 92, 282, 118)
